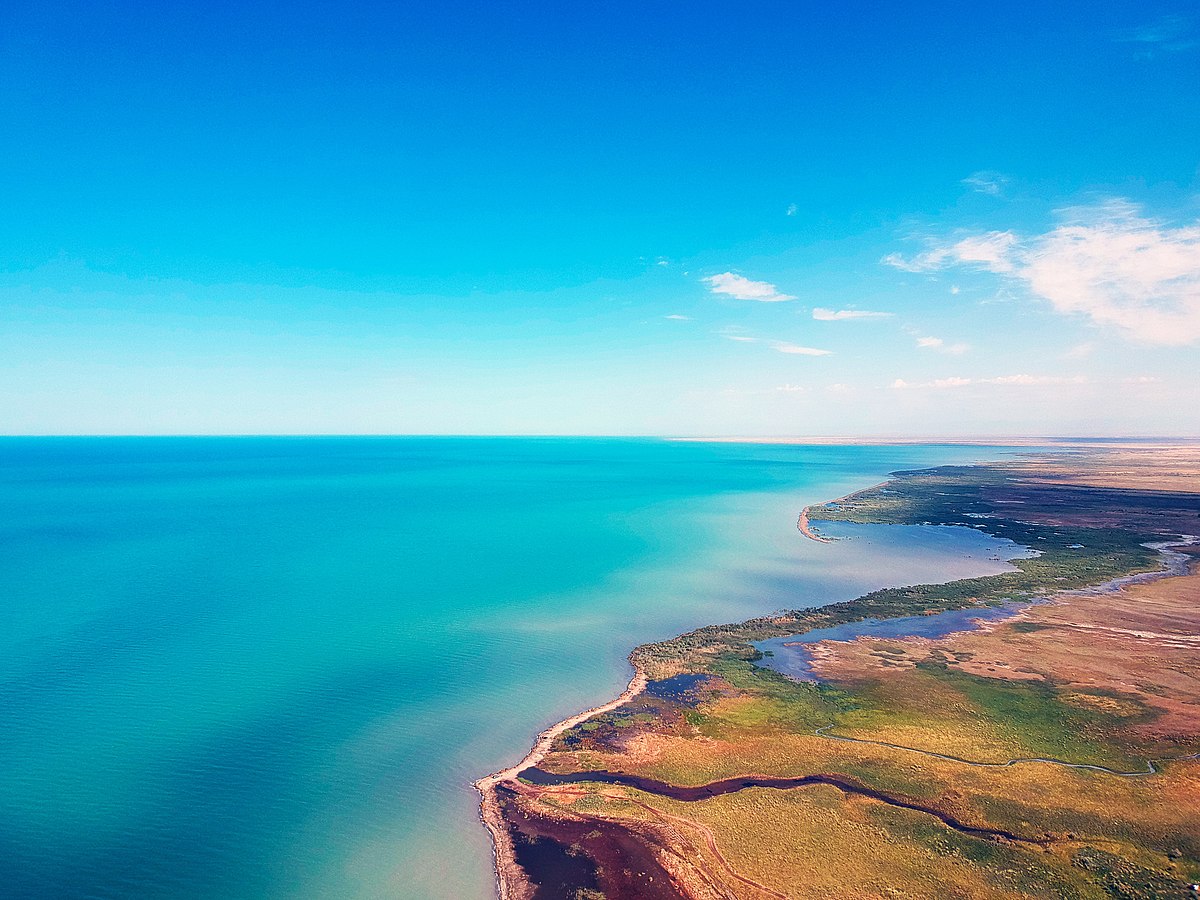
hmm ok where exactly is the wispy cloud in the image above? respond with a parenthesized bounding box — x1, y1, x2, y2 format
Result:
(770, 341, 832, 356)
(1063, 342, 1094, 359)
(663, 314, 691, 320)
(722, 334, 757, 343)
(703, 272, 797, 302)
(812, 307, 892, 321)
(775, 383, 806, 393)
(884, 200, 1200, 345)
(1114, 15, 1196, 56)
(884, 232, 1019, 274)
(915, 335, 970, 354)
(887, 232, 1020, 274)
(891, 374, 1088, 389)
(786, 203, 798, 217)
(962, 171, 1010, 197)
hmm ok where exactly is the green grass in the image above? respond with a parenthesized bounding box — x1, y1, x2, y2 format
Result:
(915, 661, 1154, 766)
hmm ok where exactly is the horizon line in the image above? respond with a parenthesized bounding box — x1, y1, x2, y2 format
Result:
(2, 433, 1198, 444)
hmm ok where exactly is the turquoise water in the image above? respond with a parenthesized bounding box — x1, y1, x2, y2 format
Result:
(0, 438, 1024, 899)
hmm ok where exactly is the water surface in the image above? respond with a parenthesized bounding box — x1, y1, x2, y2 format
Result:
(0, 437, 1029, 899)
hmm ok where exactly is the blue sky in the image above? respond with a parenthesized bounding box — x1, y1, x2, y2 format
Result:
(2, 1, 1198, 435)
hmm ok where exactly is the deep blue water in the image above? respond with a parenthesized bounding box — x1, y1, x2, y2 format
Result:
(0, 437, 1027, 899)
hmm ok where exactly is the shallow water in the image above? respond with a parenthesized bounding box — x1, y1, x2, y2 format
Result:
(754, 599, 1032, 681)
(752, 523, 1039, 681)
(0, 437, 1030, 899)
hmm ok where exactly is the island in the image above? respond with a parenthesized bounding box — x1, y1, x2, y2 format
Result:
(476, 445, 1200, 899)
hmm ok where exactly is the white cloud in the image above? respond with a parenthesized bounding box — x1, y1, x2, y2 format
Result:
(880, 252, 925, 273)
(722, 334, 757, 343)
(1123, 375, 1163, 384)
(786, 203, 798, 217)
(985, 374, 1084, 386)
(770, 341, 832, 356)
(885, 231, 1018, 274)
(915, 335, 970, 354)
(1019, 204, 1200, 344)
(955, 232, 1021, 271)
(1063, 342, 1094, 359)
(663, 314, 691, 320)
(891, 374, 1088, 389)
(933, 376, 974, 388)
(703, 272, 797, 302)
(962, 171, 1010, 196)
(812, 307, 892, 321)
(885, 200, 1200, 345)
(776, 383, 806, 393)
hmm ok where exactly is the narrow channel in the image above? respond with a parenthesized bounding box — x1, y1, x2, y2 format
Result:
(521, 768, 1049, 844)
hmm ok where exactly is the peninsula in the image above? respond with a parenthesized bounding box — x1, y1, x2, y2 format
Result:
(477, 445, 1200, 899)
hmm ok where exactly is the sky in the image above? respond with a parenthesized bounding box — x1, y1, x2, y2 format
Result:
(2, 1, 1198, 436)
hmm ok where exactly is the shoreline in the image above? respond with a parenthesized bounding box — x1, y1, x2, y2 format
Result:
(472, 470, 1040, 896)
(473, 457, 1200, 898)
(796, 506, 832, 543)
(797, 478, 892, 543)
(474, 548, 1200, 898)
(471, 476, 889, 893)
(474, 668, 649, 900)
(473, 480, 876, 893)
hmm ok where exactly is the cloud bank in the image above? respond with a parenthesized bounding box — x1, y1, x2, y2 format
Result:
(891, 374, 1088, 390)
(885, 200, 1200, 345)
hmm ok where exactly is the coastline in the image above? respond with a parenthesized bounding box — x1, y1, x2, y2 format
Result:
(474, 668, 649, 900)
(795, 506, 832, 543)
(472, 485, 882, 893)
(471, 472, 1010, 895)
(797, 479, 891, 544)
(473, 451, 1200, 898)
(471, 474, 896, 894)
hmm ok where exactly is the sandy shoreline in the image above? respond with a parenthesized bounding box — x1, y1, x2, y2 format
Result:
(797, 479, 892, 544)
(474, 667, 649, 900)
(796, 506, 832, 543)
